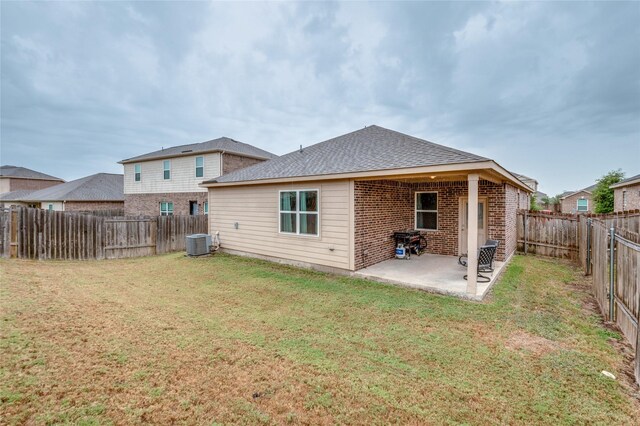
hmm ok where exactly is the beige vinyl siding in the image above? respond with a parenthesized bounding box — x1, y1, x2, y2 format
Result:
(0, 178, 10, 194)
(124, 153, 221, 194)
(209, 180, 353, 271)
(41, 201, 64, 211)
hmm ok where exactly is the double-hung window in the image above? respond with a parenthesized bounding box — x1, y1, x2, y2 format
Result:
(160, 202, 173, 216)
(279, 190, 319, 236)
(163, 160, 171, 180)
(415, 192, 438, 230)
(204, 201, 208, 214)
(195, 156, 204, 178)
(134, 164, 141, 182)
(577, 198, 588, 212)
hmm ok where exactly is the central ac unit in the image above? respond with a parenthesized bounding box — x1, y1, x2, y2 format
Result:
(186, 234, 212, 256)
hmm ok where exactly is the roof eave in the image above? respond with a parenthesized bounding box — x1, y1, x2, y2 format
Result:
(610, 177, 640, 189)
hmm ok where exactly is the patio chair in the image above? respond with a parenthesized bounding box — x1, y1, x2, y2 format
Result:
(459, 244, 497, 283)
(458, 239, 499, 271)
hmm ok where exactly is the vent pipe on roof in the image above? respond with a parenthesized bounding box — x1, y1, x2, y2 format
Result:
(299, 145, 303, 153)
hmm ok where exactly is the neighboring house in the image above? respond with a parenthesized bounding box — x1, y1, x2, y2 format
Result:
(533, 190, 549, 209)
(0, 165, 64, 198)
(610, 173, 640, 212)
(0, 173, 124, 212)
(119, 137, 276, 216)
(202, 125, 532, 284)
(559, 184, 596, 214)
(513, 173, 538, 193)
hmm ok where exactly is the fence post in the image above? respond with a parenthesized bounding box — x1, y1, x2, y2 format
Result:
(523, 210, 528, 255)
(608, 227, 615, 321)
(10, 208, 17, 258)
(586, 218, 592, 275)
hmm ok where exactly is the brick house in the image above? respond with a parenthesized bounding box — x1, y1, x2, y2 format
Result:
(610, 173, 640, 211)
(202, 126, 531, 293)
(0, 173, 124, 211)
(0, 165, 64, 207)
(559, 184, 596, 214)
(119, 137, 276, 216)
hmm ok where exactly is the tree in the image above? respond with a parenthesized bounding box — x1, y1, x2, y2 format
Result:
(530, 195, 540, 211)
(593, 169, 624, 214)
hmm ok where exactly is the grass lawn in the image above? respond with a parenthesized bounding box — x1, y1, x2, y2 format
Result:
(1, 253, 638, 424)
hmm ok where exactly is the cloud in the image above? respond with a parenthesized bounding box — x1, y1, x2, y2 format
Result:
(0, 1, 638, 195)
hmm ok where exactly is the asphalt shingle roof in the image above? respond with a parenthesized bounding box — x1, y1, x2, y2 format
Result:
(120, 137, 277, 164)
(4, 173, 124, 202)
(560, 184, 597, 199)
(207, 125, 488, 184)
(611, 173, 640, 187)
(0, 165, 63, 181)
(0, 190, 37, 202)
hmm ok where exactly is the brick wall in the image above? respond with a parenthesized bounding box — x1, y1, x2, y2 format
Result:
(561, 192, 593, 214)
(64, 201, 124, 212)
(9, 178, 63, 191)
(353, 179, 510, 270)
(222, 153, 266, 175)
(614, 184, 640, 211)
(124, 192, 208, 216)
(504, 185, 520, 260)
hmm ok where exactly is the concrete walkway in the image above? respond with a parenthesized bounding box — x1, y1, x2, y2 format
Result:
(353, 254, 506, 300)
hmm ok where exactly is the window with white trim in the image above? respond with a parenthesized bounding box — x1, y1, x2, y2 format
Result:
(48, 204, 53, 211)
(204, 201, 208, 214)
(163, 160, 171, 180)
(577, 198, 588, 212)
(134, 164, 141, 182)
(160, 201, 173, 216)
(195, 156, 204, 178)
(622, 190, 627, 210)
(415, 192, 438, 230)
(279, 190, 319, 236)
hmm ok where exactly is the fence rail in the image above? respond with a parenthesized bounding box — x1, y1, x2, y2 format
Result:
(518, 209, 640, 386)
(0, 207, 207, 260)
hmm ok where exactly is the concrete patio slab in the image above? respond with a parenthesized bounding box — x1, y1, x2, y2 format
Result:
(353, 254, 506, 300)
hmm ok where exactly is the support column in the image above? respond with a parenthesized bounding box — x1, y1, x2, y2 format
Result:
(466, 174, 479, 295)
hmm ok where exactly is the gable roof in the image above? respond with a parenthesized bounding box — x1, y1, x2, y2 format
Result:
(205, 125, 489, 185)
(512, 172, 538, 191)
(559, 184, 597, 200)
(119, 137, 277, 164)
(534, 191, 547, 200)
(0, 165, 63, 182)
(4, 173, 124, 202)
(0, 190, 38, 202)
(610, 173, 640, 189)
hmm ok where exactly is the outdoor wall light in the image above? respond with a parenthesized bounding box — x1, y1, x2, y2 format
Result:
(234, 222, 239, 229)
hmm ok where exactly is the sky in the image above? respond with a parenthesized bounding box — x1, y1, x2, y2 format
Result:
(1, 1, 639, 196)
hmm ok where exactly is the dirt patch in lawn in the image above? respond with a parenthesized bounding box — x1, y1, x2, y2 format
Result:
(505, 331, 561, 356)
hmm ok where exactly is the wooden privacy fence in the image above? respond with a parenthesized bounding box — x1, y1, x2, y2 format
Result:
(518, 210, 640, 385)
(0, 207, 208, 260)
(517, 211, 579, 261)
(581, 216, 640, 386)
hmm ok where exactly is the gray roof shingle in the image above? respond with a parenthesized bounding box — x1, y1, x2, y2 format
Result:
(5, 173, 124, 202)
(0, 165, 63, 181)
(610, 173, 640, 188)
(559, 184, 597, 199)
(0, 190, 38, 201)
(207, 125, 488, 184)
(120, 137, 277, 164)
